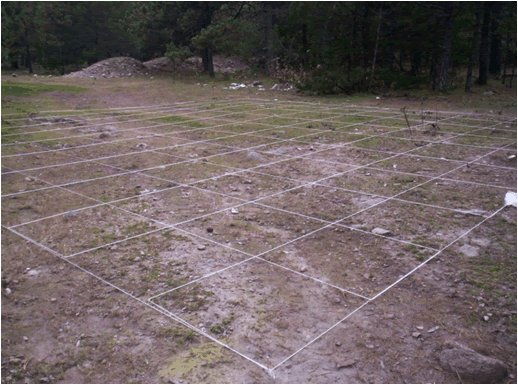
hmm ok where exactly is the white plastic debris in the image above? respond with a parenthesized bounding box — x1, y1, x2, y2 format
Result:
(231, 207, 239, 214)
(505, 191, 517, 207)
(508, 154, 516, 160)
(376, 96, 380, 100)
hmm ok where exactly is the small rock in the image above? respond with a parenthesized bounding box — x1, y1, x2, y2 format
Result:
(27, 270, 39, 276)
(5, 288, 12, 295)
(246, 151, 262, 161)
(50, 298, 57, 302)
(336, 359, 356, 369)
(134, 143, 148, 149)
(40, 377, 50, 383)
(483, 315, 490, 321)
(363, 273, 371, 279)
(440, 341, 508, 382)
(231, 207, 239, 214)
(23, 336, 28, 341)
(99, 133, 109, 139)
(197, 245, 206, 251)
(416, 325, 424, 330)
(12, 73, 17, 77)
(371, 227, 392, 236)
(299, 266, 308, 272)
(412, 332, 421, 338)
(252, 80, 262, 86)
(206, 227, 214, 233)
(427, 326, 440, 333)
(335, 341, 341, 346)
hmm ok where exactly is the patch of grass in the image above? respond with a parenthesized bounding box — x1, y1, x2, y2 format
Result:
(1, 82, 87, 97)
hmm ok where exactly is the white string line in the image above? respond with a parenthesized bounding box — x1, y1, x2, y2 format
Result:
(7, 124, 509, 232)
(1, 107, 390, 179)
(1, 99, 449, 156)
(4, 130, 400, 302)
(20, 164, 371, 302)
(254, 97, 516, 118)
(1, 225, 270, 373)
(0, 101, 298, 147)
(0, 100, 246, 130)
(270, 203, 508, 373)
(1, 107, 317, 160)
(1, 113, 501, 200)
(3, 104, 509, 267)
(1, 102, 275, 138)
(0, 106, 278, 148)
(0, 100, 198, 118)
(4, 136, 512, 378)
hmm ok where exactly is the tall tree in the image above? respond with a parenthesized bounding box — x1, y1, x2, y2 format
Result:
(478, 1, 492, 85)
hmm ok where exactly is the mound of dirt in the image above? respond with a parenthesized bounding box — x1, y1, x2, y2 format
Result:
(63, 55, 252, 78)
(144, 55, 251, 74)
(63, 57, 152, 79)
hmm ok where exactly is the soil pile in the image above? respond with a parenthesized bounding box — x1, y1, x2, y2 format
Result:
(63, 55, 251, 79)
(63, 57, 151, 79)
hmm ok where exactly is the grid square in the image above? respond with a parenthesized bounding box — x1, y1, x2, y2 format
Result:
(257, 185, 382, 222)
(113, 186, 242, 225)
(193, 171, 300, 200)
(2, 187, 98, 226)
(398, 179, 512, 212)
(25, 161, 123, 185)
(152, 258, 366, 368)
(305, 146, 395, 165)
(320, 168, 431, 197)
(373, 154, 463, 177)
(0, 151, 79, 172)
(141, 160, 237, 184)
(68, 228, 250, 298)
(1, 172, 50, 195)
(340, 199, 484, 249)
(445, 164, 517, 188)
(176, 203, 326, 255)
(262, 225, 432, 298)
(253, 158, 354, 183)
(67, 173, 177, 202)
(411, 142, 493, 161)
(14, 204, 164, 256)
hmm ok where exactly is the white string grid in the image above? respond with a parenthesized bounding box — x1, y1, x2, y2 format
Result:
(2, 100, 516, 376)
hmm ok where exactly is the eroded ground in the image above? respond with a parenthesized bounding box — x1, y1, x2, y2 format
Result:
(2, 99, 516, 383)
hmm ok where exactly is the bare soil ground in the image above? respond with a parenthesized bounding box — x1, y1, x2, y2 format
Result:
(1, 70, 517, 384)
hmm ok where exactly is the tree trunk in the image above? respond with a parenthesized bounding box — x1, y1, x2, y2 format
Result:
(436, 5, 454, 91)
(410, 51, 421, 76)
(24, 29, 33, 73)
(201, 48, 209, 71)
(369, 5, 382, 90)
(207, 48, 214, 78)
(264, 1, 275, 75)
(502, 34, 509, 85)
(489, 2, 503, 75)
(466, 6, 483, 92)
(478, 2, 491, 85)
(302, 22, 307, 65)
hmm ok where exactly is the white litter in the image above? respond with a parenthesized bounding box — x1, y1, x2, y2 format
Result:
(231, 207, 239, 214)
(505, 191, 517, 207)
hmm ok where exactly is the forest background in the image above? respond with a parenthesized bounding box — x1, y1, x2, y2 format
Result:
(1, 1, 516, 95)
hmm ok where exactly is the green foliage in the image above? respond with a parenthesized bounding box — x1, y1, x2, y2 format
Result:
(165, 43, 192, 68)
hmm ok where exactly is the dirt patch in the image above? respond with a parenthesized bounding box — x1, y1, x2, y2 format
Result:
(2, 99, 516, 383)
